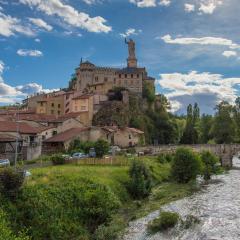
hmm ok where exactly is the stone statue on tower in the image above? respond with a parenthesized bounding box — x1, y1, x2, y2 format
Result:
(125, 38, 137, 68)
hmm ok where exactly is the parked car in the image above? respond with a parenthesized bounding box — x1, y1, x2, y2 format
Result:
(0, 159, 10, 167)
(62, 154, 72, 161)
(72, 152, 88, 159)
(109, 146, 121, 155)
(89, 148, 96, 158)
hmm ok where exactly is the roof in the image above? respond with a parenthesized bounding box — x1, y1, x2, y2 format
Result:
(117, 67, 145, 74)
(125, 127, 144, 134)
(145, 76, 155, 81)
(72, 94, 94, 100)
(44, 127, 90, 143)
(102, 126, 118, 133)
(0, 121, 52, 134)
(0, 134, 20, 142)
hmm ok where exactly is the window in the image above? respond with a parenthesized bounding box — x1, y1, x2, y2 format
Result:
(131, 74, 133, 78)
(125, 74, 127, 78)
(58, 111, 61, 115)
(40, 102, 43, 106)
(129, 134, 132, 139)
(42, 135, 46, 140)
(58, 104, 61, 108)
(137, 74, 139, 78)
(119, 74, 121, 78)
(52, 130, 58, 136)
(51, 110, 54, 114)
(95, 76, 99, 82)
(104, 77, 108, 82)
(114, 78, 116, 84)
(81, 106, 86, 111)
(51, 103, 54, 107)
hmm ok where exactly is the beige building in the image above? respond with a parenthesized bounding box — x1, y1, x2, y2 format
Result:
(69, 39, 155, 95)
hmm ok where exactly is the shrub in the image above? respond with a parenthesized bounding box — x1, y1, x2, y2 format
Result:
(181, 215, 200, 229)
(157, 154, 166, 164)
(200, 151, 219, 180)
(147, 211, 180, 233)
(50, 154, 65, 165)
(13, 179, 120, 239)
(0, 168, 24, 200)
(0, 208, 30, 240)
(128, 160, 152, 199)
(171, 148, 202, 183)
(94, 139, 109, 158)
(94, 223, 121, 240)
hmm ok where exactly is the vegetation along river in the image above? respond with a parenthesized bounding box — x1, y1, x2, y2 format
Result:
(123, 156, 240, 240)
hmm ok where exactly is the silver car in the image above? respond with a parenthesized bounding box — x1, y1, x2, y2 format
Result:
(0, 159, 10, 167)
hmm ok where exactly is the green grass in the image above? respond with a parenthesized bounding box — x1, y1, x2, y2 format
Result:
(2, 156, 199, 240)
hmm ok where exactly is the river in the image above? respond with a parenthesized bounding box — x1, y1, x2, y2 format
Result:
(123, 156, 240, 240)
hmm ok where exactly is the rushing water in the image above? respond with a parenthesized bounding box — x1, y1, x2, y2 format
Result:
(123, 156, 240, 240)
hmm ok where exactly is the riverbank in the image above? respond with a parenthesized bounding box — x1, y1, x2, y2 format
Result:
(0, 156, 198, 240)
(123, 156, 240, 240)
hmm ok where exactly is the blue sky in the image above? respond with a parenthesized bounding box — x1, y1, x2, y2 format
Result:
(0, 0, 240, 114)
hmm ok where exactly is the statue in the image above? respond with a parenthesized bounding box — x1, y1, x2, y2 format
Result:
(125, 38, 136, 59)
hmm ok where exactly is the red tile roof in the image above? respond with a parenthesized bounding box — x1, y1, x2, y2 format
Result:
(44, 127, 90, 143)
(0, 121, 52, 134)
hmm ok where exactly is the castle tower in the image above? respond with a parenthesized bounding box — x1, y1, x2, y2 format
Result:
(125, 38, 137, 68)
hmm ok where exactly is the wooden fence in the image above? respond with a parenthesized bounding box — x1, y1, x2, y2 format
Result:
(67, 156, 130, 166)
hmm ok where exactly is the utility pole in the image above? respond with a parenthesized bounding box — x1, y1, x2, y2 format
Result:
(14, 103, 20, 170)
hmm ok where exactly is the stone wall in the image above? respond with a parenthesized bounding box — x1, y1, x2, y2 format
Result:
(135, 144, 240, 167)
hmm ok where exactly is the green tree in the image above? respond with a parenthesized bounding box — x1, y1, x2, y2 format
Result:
(233, 97, 240, 142)
(94, 139, 109, 158)
(172, 148, 202, 183)
(180, 103, 199, 144)
(212, 101, 236, 143)
(200, 151, 219, 180)
(199, 114, 213, 143)
(128, 160, 152, 199)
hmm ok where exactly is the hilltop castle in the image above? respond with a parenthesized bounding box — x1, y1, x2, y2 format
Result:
(25, 39, 155, 126)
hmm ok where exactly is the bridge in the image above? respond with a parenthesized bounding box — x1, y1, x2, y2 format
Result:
(135, 144, 240, 168)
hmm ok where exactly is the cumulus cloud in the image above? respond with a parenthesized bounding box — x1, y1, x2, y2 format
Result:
(157, 71, 240, 114)
(0, 12, 35, 37)
(35, 38, 40, 42)
(0, 60, 57, 104)
(222, 50, 237, 58)
(28, 17, 53, 31)
(160, 35, 240, 52)
(120, 28, 142, 38)
(20, 0, 111, 33)
(17, 49, 43, 57)
(129, 0, 171, 8)
(199, 0, 223, 14)
(184, 3, 195, 12)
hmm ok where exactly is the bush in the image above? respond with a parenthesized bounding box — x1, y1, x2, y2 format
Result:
(94, 139, 109, 158)
(50, 154, 65, 165)
(0, 208, 30, 240)
(147, 211, 180, 233)
(94, 223, 121, 240)
(200, 151, 219, 180)
(171, 148, 202, 183)
(128, 160, 152, 199)
(12, 179, 120, 239)
(181, 215, 200, 229)
(0, 168, 25, 200)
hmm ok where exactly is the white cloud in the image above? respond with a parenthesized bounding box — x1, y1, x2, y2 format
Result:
(222, 50, 237, 58)
(0, 12, 35, 37)
(17, 49, 43, 57)
(160, 35, 240, 49)
(157, 71, 240, 113)
(35, 38, 40, 42)
(28, 18, 53, 31)
(0, 60, 57, 104)
(83, 0, 99, 4)
(120, 28, 142, 38)
(129, 0, 171, 8)
(20, 0, 111, 33)
(184, 3, 195, 12)
(199, 0, 223, 14)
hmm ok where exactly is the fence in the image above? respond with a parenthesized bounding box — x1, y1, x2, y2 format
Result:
(67, 156, 130, 166)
